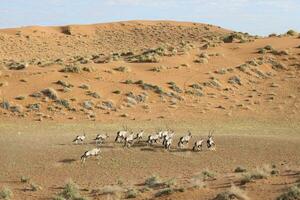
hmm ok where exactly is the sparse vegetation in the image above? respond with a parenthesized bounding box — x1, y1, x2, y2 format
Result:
(125, 188, 139, 199)
(54, 180, 87, 200)
(20, 176, 30, 183)
(234, 166, 247, 173)
(114, 66, 131, 72)
(286, 29, 298, 36)
(0, 187, 12, 200)
(41, 88, 59, 100)
(202, 170, 216, 181)
(60, 65, 81, 73)
(155, 188, 174, 197)
(214, 185, 249, 200)
(277, 185, 300, 200)
(144, 175, 161, 188)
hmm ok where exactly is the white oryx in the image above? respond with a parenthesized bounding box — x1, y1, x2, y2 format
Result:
(94, 133, 109, 145)
(147, 132, 160, 145)
(193, 139, 204, 151)
(178, 131, 192, 148)
(164, 137, 173, 150)
(207, 130, 216, 151)
(81, 147, 101, 163)
(115, 130, 128, 143)
(73, 133, 86, 144)
(134, 130, 144, 142)
(124, 132, 135, 147)
(162, 131, 175, 146)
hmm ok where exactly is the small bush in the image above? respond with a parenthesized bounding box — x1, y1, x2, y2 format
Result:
(20, 176, 30, 183)
(0, 187, 12, 200)
(144, 175, 161, 188)
(79, 84, 90, 90)
(155, 188, 174, 197)
(0, 99, 10, 110)
(286, 29, 298, 36)
(125, 188, 139, 199)
(41, 88, 59, 100)
(29, 182, 42, 191)
(112, 90, 121, 94)
(60, 66, 81, 73)
(114, 66, 131, 72)
(202, 170, 216, 181)
(214, 185, 249, 200)
(58, 180, 81, 199)
(277, 186, 300, 200)
(234, 166, 247, 173)
(15, 95, 26, 100)
(82, 66, 94, 72)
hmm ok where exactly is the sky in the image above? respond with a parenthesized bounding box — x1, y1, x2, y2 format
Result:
(0, 0, 299, 36)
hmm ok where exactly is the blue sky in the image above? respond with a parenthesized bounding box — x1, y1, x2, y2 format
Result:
(0, 0, 299, 35)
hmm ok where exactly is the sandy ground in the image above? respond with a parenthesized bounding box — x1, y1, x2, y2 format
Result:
(0, 21, 299, 200)
(0, 121, 299, 199)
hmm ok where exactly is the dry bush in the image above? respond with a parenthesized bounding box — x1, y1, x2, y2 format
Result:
(277, 185, 300, 200)
(60, 65, 81, 73)
(214, 185, 249, 200)
(54, 180, 87, 200)
(234, 166, 247, 173)
(41, 88, 59, 100)
(0, 187, 12, 200)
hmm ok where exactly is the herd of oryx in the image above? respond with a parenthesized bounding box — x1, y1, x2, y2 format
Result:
(73, 128, 216, 163)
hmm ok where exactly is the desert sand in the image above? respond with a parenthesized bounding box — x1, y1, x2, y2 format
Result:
(0, 21, 299, 200)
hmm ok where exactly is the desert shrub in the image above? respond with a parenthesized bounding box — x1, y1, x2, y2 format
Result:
(29, 182, 42, 191)
(168, 82, 183, 93)
(127, 52, 160, 63)
(30, 92, 42, 98)
(277, 185, 300, 200)
(202, 170, 216, 181)
(7, 62, 28, 70)
(15, 95, 26, 100)
(234, 166, 247, 173)
(56, 80, 73, 88)
(114, 66, 131, 72)
(112, 90, 121, 94)
(82, 100, 94, 110)
(123, 80, 133, 84)
(144, 175, 161, 188)
(0, 100, 10, 110)
(20, 176, 30, 183)
(150, 66, 165, 72)
(194, 58, 208, 64)
(27, 103, 41, 111)
(0, 187, 12, 200)
(125, 188, 139, 199)
(41, 88, 59, 100)
(56, 99, 70, 109)
(139, 83, 164, 95)
(79, 84, 90, 90)
(10, 105, 23, 113)
(214, 185, 249, 200)
(86, 91, 100, 99)
(82, 66, 94, 72)
(155, 188, 174, 197)
(286, 29, 298, 36)
(57, 180, 86, 200)
(228, 76, 242, 85)
(60, 65, 81, 73)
